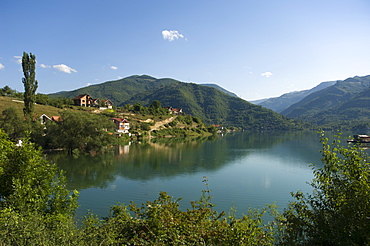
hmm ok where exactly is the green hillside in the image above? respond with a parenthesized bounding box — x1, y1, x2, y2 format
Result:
(276, 75, 370, 129)
(305, 86, 370, 129)
(281, 75, 370, 119)
(49, 75, 239, 104)
(199, 83, 239, 98)
(49, 75, 177, 103)
(123, 82, 305, 130)
(0, 96, 64, 117)
(252, 81, 335, 113)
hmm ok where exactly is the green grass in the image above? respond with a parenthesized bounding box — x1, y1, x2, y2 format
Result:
(0, 96, 69, 118)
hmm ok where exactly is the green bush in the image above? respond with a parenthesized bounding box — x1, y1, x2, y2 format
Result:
(81, 190, 278, 245)
(279, 131, 370, 245)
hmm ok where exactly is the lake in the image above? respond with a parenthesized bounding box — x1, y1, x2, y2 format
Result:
(48, 131, 362, 221)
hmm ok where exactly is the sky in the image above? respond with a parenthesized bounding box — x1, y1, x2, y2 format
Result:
(1, 0, 370, 101)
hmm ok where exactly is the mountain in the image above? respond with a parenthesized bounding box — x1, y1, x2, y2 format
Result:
(277, 75, 370, 129)
(50, 75, 239, 104)
(281, 75, 370, 118)
(199, 83, 238, 98)
(122, 82, 304, 130)
(49, 75, 177, 103)
(250, 81, 336, 113)
(48, 75, 304, 129)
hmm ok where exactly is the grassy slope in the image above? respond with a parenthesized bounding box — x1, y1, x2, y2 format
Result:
(0, 96, 66, 117)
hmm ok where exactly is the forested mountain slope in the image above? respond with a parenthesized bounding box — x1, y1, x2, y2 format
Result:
(305, 86, 370, 128)
(49, 75, 238, 105)
(123, 82, 305, 130)
(281, 75, 370, 119)
(199, 83, 238, 98)
(49, 75, 176, 104)
(251, 81, 335, 113)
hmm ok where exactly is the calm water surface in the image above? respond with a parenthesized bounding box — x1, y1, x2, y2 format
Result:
(49, 131, 361, 221)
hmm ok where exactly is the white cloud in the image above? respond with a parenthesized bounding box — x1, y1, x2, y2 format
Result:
(40, 64, 51, 68)
(261, 72, 273, 77)
(0, 63, 4, 70)
(162, 30, 186, 41)
(110, 65, 118, 70)
(14, 56, 22, 64)
(52, 64, 77, 74)
(86, 83, 92, 86)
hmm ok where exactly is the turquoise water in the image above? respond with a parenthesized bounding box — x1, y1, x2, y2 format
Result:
(50, 131, 347, 221)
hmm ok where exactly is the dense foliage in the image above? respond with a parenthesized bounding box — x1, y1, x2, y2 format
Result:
(0, 86, 23, 98)
(80, 190, 278, 245)
(35, 93, 74, 108)
(279, 131, 370, 245)
(0, 130, 79, 245)
(42, 110, 116, 154)
(0, 107, 28, 140)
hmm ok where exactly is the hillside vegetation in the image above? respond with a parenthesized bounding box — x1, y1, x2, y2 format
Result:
(49, 75, 306, 130)
(123, 82, 305, 130)
(0, 96, 63, 117)
(49, 75, 238, 106)
(252, 81, 336, 113)
(280, 75, 370, 129)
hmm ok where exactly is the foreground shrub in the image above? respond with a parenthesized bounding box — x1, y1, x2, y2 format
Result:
(81, 190, 278, 245)
(279, 131, 370, 245)
(0, 130, 80, 245)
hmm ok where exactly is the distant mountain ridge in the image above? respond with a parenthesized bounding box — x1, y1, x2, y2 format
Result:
(280, 75, 370, 129)
(282, 75, 370, 118)
(250, 81, 336, 113)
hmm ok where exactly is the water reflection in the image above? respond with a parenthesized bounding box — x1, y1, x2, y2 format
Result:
(48, 130, 369, 219)
(49, 131, 322, 191)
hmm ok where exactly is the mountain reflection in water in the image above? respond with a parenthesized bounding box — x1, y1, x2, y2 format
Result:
(48, 131, 347, 220)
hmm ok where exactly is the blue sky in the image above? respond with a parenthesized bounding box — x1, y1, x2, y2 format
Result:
(1, 0, 370, 100)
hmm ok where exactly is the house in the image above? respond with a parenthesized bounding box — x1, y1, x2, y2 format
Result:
(73, 94, 92, 107)
(73, 94, 113, 108)
(100, 99, 113, 109)
(163, 106, 183, 115)
(104, 99, 113, 109)
(171, 108, 183, 115)
(111, 118, 130, 134)
(40, 114, 62, 124)
(91, 98, 100, 107)
(73, 94, 99, 107)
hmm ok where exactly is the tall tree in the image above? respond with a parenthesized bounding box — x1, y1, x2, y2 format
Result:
(22, 52, 38, 119)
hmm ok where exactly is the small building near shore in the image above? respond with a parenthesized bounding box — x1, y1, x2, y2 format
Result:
(110, 118, 130, 134)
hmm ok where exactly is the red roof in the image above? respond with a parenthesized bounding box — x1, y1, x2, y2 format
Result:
(111, 118, 129, 123)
